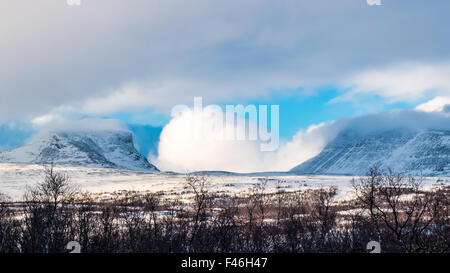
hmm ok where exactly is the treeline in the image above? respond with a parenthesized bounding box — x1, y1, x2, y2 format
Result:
(0, 166, 449, 253)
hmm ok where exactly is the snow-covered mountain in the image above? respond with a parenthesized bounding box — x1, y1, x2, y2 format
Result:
(290, 129, 450, 176)
(0, 130, 159, 172)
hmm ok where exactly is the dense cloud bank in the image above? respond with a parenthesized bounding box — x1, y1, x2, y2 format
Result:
(154, 108, 450, 173)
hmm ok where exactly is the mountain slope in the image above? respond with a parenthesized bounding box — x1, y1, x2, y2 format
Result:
(290, 129, 450, 176)
(0, 130, 159, 172)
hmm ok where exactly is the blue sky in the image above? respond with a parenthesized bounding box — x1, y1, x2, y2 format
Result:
(102, 85, 416, 140)
(227, 87, 415, 139)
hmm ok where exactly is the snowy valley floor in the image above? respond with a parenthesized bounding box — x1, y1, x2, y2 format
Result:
(0, 163, 449, 201)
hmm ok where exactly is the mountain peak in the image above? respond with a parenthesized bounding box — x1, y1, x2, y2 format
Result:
(290, 128, 450, 176)
(0, 130, 159, 172)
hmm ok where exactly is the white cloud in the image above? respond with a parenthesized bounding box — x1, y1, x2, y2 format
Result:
(153, 108, 338, 172)
(336, 63, 450, 103)
(153, 107, 450, 173)
(35, 118, 128, 135)
(80, 74, 306, 115)
(31, 114, 55, 126)
(415, 96, 450, 113)
(153, 108, 267, 172)
(268, 121, 340, 171)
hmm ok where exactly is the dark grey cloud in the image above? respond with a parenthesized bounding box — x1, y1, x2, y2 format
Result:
(1, 0, 450, 122)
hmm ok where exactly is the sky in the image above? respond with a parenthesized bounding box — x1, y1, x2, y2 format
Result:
(1, 0, 450, 172)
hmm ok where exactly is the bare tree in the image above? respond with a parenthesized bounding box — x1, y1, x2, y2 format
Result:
(352, 166, 447, 252)
(185, 175, 210, 251)
(0, 192, 11, 252)
(22, 164, 78, 253)
(311, 187, 338, 250)
(25, 164, 77, 207)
